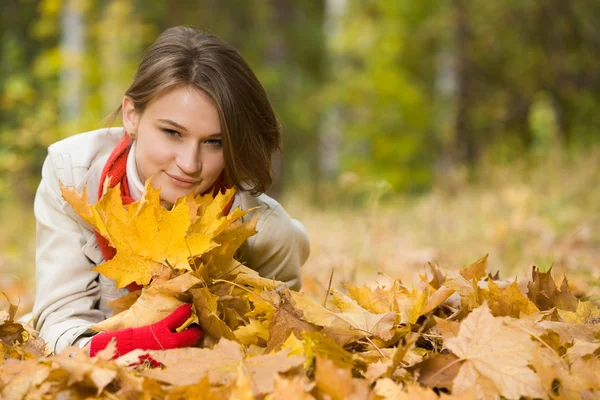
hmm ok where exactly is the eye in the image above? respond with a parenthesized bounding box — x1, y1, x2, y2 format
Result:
(162, 128, 181, 138)
(206, 139, 222, 148)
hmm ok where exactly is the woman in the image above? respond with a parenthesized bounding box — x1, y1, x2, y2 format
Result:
(32, 27, 310, 356)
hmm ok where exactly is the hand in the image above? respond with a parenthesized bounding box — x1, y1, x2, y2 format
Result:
(89, 303, 202, 358)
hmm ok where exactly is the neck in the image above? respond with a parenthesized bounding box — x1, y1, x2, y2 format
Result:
(125, 141, 145, 201)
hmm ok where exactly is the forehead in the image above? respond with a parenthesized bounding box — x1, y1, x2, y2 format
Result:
(144, 85, 221, 134)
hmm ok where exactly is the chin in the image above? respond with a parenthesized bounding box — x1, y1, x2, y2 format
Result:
(161, 189, 191, 205)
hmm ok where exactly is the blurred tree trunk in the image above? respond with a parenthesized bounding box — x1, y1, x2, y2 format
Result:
(319, 0, 345, 188)
(60, 0, 84, 123)
(99, 0, 148, 119)
(265, 0, 292, 200)
(303, 1, 327, 204)
(452, 0, 477, 167)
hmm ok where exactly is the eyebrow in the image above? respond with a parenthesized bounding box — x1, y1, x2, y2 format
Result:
(157, 119, 221, 137)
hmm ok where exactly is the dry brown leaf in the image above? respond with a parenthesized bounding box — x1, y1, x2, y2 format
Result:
(265, 375, 316, 400)
(301, 332, 358, 370)
(530, 347, 567, 395)
(0, 293, 19, 324)
(566, 339, 600, 360)
(364, 359, 392, 385)
(165, 375, 240, 400)
(314, 355, 369, 400)
(527, 267, 578, 312)
(387, 382, 477, 400)
(443, 269, 483, 313)
(107, 289, 142, 315)
(537, 320, 600, 345)
(412, 352, 461, 390)
(139, 339, 243, 386)
(16, 336, 47, 359)
(483, 279, 540, 317)
(558, 300, 600, 324)
(394, 286, 429, 324)
(93, 273, 200, 331)
(0, 359, 51, 400)
(165, 376, 216, 400)
(372, 377, 403, 399)
(460, 254, 488, 281)
(444, 303, 547, 400)
(422, 286, 455, 315)
(141, 339, 304, 396)
(0, 322, 26, 347)
(52, 345, 117, 395)
(562, 356, 600, 394)
(230, 365, 256, 400)
(191, 287, 237, 342)
(265, 288, 320, 353)
(434, 317, 460, 340)
(290, 290, 397, 346)
(426, 262, 447, 289)
(344, 283, 401, 314)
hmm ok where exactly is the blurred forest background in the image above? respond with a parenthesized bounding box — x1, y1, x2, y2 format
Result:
(1, 0, 599, 312)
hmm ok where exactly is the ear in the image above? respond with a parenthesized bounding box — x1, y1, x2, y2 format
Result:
(122, 96, 140, 135)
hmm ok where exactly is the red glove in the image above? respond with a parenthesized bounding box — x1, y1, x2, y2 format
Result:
(89, 304, 202, 358)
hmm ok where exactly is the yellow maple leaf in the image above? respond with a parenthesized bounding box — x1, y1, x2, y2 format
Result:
(302, 332, 356, 370)
(189, 189, 248, 237)
(200, 216, 259, 280)
(234, 318, 270, 346)
(460, 254, 489, 281)
(344, 282, 401, 314)
(280, 333, 305, 357)
(482, 279, 540, 318)
(558, 300, 600, 324)
(61, 181, 238, 288)
(394, 286, 428, 324)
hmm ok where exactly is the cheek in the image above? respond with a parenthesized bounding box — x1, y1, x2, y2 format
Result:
(197, 151, 225, 189)
(136, 139, 173, 179)
(207, 151, 225, 175)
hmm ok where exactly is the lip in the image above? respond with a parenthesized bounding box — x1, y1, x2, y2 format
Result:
(165, 172, 200, 187)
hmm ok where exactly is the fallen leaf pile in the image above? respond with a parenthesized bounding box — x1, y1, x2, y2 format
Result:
(0, 183, 599, 399)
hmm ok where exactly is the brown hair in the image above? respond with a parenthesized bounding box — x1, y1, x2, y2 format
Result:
(109, 26, 280, 195)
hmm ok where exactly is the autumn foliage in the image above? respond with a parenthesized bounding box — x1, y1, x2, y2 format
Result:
(1, 183, 599, 399)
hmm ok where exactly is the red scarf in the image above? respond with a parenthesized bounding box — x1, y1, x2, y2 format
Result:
(95, 132, 233, 292)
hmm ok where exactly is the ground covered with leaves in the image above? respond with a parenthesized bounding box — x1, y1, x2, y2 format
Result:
(1, 182, 599, 399)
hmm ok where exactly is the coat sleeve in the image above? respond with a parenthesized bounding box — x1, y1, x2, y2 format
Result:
(244, 204, 310, 291)
(32, 154, 104, 354)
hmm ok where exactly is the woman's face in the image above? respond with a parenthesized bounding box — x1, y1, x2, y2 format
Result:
(122, 85, 225, 206)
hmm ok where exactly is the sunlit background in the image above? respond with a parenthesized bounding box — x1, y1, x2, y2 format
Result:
(1, 0, 599, 315)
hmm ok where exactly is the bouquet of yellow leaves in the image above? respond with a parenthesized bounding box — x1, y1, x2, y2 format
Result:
(60, 181, 270, 340)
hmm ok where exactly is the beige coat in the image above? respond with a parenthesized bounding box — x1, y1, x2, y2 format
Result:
(32, 127, 309, 354)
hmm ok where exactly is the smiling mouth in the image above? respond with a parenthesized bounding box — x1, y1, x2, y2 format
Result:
(165, 172, 200, 186)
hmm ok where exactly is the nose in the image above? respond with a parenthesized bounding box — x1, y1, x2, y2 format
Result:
(176, 144, 201, 175)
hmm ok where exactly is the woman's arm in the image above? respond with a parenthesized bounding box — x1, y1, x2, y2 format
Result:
(33, 154, 104, 354)
(243, 203, 310, 291)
